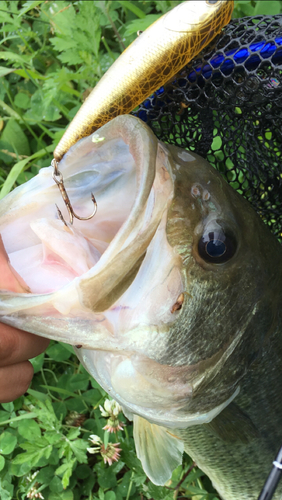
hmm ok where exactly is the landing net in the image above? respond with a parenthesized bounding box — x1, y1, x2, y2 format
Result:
(135, 15, 282, 240)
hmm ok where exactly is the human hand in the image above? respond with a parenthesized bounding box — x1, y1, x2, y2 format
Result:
(0, 324, 49, 403)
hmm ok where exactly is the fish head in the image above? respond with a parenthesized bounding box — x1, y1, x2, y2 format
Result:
(0, 114, 280, 430)
(77, 132, 281, 430)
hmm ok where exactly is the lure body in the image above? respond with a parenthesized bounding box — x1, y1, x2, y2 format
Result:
(54, 0, 234, 162)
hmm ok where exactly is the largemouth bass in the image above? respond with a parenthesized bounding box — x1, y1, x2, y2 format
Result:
(0, 115, 281, 500)
(54, 0, 234, 162)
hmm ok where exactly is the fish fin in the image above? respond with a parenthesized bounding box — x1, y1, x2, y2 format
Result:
(205, 402, 259, 444)
(133, 415, 184, 485)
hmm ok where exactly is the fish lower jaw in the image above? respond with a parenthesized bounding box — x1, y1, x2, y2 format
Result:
(121, 385, 240, 429)
(77, 347, 240, 429)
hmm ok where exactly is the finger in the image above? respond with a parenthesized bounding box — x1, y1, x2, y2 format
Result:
(0, 361, 34, 403)
(0, 324, 49, 367)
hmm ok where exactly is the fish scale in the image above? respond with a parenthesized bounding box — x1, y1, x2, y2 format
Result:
(177, 331, 282, 499)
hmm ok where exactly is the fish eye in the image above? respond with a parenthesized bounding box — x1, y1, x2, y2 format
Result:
(206, 0, 219, 4)
(198, 227, 237, 264)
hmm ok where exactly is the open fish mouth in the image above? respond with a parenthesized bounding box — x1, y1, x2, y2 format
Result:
(0, 115, 198, 423)
(0, 115, 177, 315)
(0, 115, 249, 429)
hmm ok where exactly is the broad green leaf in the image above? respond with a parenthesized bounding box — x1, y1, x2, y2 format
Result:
(68, 373, 89, 392)
(44, 431, 62, 446)
(105, 491, 116, 500)
(124, 15, 160, 37)
(48, 447, 60, 466)
(75, 464, 91, 479)
(254, 1, 281, 15)
(24, 89, 61, 122)
(46, 342, 72, 362)
(120, 441, 142, 471)
(14, 92, 30, 109)
(118, 1, 146, 18)
(12, 447, 49, 465)
(0, 432, 17, 455)
(17, 0, 44, 17)
(0, 67, 15, 77)
(50, 476, 64, 493)
(56, 458, 76, 489)
(19, 437, 50, 451)
(0, 481, 13, 500)
(8, 460, 32, 477)
(145, 482, 172, 500)
(55, 461, 73, 476)
(65, 398, 86, 414)
(17, 418, 41, 441)
(0, 455, 5, 471)
(1, 118, 30, 156)
(36, 465, 57, 484)
(0, 51, 30, 64)
(98, 487, 105, 500)
(81, 475, 96, 497)
(69, 440, 88, 463)
(1, 402, 14, 413)
(97, 466, 117, 489)
(233, 1, 255, 17)
(82, 389, 102, 406)
(66, 428, 80, 441)
(90, 377, 106, 395)
(59, 343, 74, 354)
(117, 470, 136, 498)
(0, 411, 11, 423)
(53, 401, 68, 421)
(48, 491, 73, 500)
(29, 353, 45, 374)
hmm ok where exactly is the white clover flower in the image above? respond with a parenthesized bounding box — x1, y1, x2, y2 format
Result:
(89, 434, 102, 444)
(99, 399, 124, 432)
(87, 434, 121, 465)
(26, 486, 44, 499)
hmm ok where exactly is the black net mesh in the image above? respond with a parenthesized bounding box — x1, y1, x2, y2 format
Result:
(135, 15, 282, 241)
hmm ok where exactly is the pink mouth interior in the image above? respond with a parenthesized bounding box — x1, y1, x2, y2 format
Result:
(0, 138, 137, 295)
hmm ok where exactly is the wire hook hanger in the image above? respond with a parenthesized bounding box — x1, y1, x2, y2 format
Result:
(51, 159, 97, 226)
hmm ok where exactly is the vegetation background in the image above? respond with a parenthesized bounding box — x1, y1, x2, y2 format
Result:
(0, 1, 281, 499)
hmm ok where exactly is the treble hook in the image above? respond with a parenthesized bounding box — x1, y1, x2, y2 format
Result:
(51, 159, 97, 226)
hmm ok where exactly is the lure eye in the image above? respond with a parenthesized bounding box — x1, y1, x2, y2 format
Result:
(198, 227, 237, 264)
(206, 0, 219, 4)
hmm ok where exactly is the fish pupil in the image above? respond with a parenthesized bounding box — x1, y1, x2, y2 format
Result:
(198, 227, 237, 264)
(206, 238, 226, 257)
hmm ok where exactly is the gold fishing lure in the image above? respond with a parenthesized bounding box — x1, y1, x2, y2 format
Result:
(54, 0, 234, 163)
